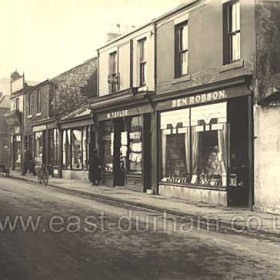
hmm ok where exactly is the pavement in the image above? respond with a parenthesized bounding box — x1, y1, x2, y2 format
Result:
(6, 170, 280, 242)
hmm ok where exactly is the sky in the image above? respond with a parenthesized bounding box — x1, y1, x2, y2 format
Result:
(0, 0, 182, 83)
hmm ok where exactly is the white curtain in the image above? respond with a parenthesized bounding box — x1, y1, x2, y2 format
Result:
(217, 125, 227, 185)
(191, 128, 198, 174)
(184, 130, 190, 174)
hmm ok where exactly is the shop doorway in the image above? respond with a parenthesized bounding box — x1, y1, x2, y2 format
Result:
(113, 119, 126, 186)
(228, 97, 249, 206)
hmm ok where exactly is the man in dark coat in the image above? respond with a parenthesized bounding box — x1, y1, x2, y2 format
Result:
(89, 149, 101, 185)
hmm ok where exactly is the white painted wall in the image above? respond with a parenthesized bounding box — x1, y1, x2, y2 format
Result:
(98, 24, 155, 96)
(254, 105, 280, 214)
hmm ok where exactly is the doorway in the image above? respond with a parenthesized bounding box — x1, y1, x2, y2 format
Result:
(113, 119, 126, 186)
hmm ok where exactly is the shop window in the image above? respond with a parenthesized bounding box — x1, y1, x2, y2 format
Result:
(102, 121, 113, 172)
(72, 130, 82, 170)
(128, 116, 142, 174)
(161, 109, 190, 183)
(34, 131, 43, 165)
(191, 103, 227, 186)
(82, 127, 88, 170)
(14, 135, 21, 169)
(175, 21, 189, 78)
(139, 38, 146, 87)
(53, 129, 60, 167)
(224, 1, 240, 64)
(63, 130, 71, 169)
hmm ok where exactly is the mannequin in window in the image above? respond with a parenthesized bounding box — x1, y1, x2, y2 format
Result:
(206, 145, 222, 177)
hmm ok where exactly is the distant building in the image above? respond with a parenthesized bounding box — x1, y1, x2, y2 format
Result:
(0, 93, 10, 166)
(22, 58, 97, 179)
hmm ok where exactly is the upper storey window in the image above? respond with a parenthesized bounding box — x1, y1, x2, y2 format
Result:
(37, 89, 41, 113)
(108, 51, 118, 93)
(224, 1, 240, 63)
(175, 21, 189, 78)
(139, 38, 147, 87)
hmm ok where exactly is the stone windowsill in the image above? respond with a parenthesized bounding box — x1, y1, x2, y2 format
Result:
(219, 59, 244, 73)
(27, 115, 32, 119)
(36, 112, 42, 117)
(172, 74, 191, 84)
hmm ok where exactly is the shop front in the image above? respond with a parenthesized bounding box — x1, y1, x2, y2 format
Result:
(156, 80, 253, 206)
(59, 115, 94, 183)
(98, 105, 152, 192)
(4, 111, 23, 170)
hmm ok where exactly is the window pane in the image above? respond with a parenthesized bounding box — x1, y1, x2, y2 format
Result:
(128, 116, 142, 173)
(83, 127, 88, 170)
(181, 51, 188, 75)
(72, 129, 82, 170)
(231, 2, 240, 32)
(53, 129, 59, 166)
(181, 24, 188, 51)
(103, 121, 113, 172)
(34, 131, 43, 165)
(231, 32, 240, 61)
(161, 109, 190, 183)
(191, 103, 227, 187)
(63, 130, 71, 169)
(140, 63, 146, 86)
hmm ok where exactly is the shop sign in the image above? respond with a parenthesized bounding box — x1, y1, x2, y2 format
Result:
(172, 90, 226, 108)
(107, 110, 129, 119)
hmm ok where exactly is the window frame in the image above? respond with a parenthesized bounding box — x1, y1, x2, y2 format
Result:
(138, 38, 147, 87)
(175, 21, 189, 78)
(28, 92, 32, 116)
(109, 51, 118, 94)
(224, 0, 241, 64)
(37, 89, 41, 113)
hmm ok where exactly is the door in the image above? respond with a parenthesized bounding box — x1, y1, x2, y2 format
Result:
(113, 119, 126, 186)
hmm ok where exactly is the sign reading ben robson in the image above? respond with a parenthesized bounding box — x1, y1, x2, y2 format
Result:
(172, 90, 227, 108)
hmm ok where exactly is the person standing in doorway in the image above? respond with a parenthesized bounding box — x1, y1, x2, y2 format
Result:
(89, 149, 101, 186)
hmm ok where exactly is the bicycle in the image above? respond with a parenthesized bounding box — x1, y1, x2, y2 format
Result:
(37, 164, 49, 186)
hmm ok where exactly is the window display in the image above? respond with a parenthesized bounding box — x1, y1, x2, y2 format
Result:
(102, 121, 113, 172)
(128, 116, 142, 173)
(34, 131, 43, 165)
(161, 109, 190, 183)
(83, 127, 89, 170)
(62, 127, 89, 170)
(72, 129, 82, 169)
(63, 130, 71, 169)
(160, 103, 228, 187)
(191, 103, 227, 186)
(53, 129, 60, 167)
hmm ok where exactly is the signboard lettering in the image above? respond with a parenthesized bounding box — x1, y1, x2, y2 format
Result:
(107, 110, 129, 119)
(171, 90, 227, 108)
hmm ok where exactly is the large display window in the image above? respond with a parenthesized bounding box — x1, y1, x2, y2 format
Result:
(161, 109, 190, 183)
(34, 131, 43, 165)
(72, 129, 82, 170)
(160, 103, 228, 187)
(128, 116, 142, 174)
(62, 127, 89, 170)
(191, 103, 227, 186)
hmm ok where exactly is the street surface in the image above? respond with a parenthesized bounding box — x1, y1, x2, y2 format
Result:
(0, 176, 280, 280)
